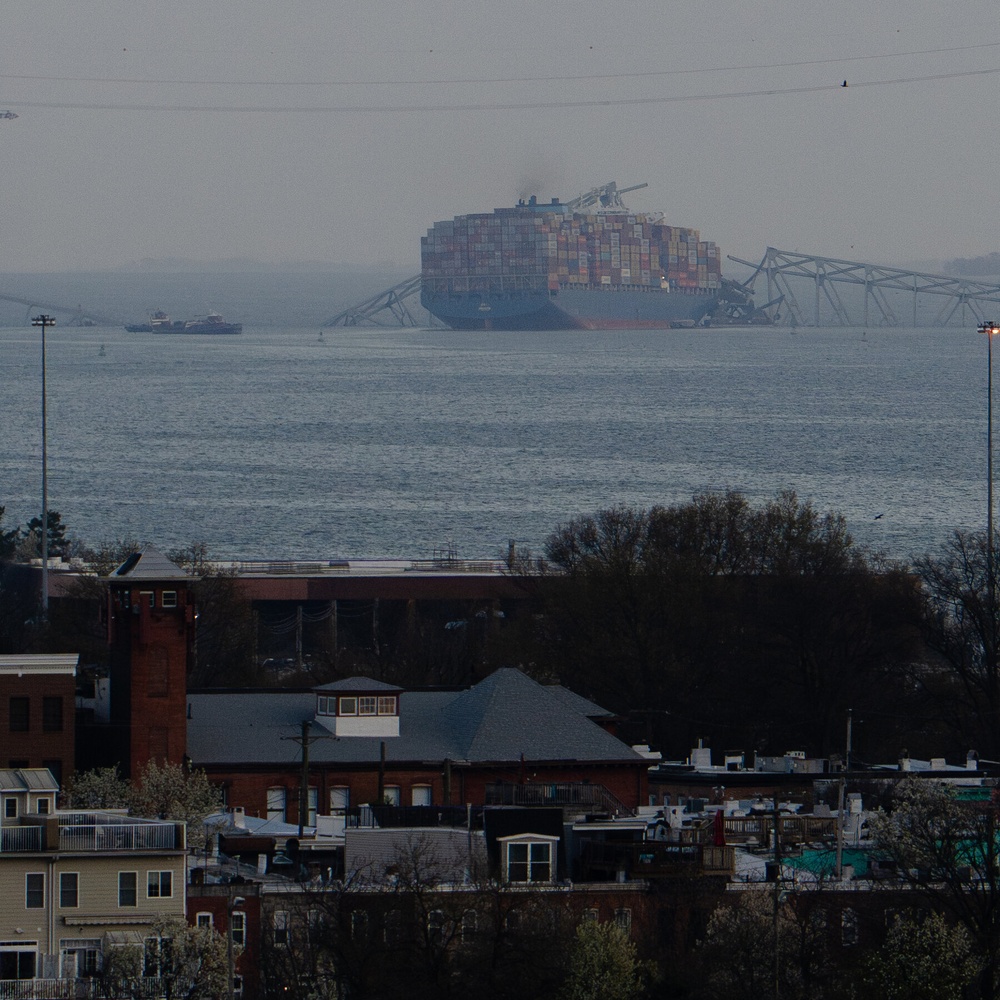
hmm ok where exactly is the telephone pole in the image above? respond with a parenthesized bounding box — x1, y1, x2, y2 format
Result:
(281, 720, 333, 838)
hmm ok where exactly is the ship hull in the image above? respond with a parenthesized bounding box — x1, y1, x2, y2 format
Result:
(151, 322, 242, 335)
(421, 284, 718, 331)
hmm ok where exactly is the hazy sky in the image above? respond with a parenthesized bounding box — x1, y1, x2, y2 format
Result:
(1, 2, 997, 272)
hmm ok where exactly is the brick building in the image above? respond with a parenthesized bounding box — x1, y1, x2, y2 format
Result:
(106, 546, 196, 776)
(0, 655, 77, 786)
(187, 668, 649, 827)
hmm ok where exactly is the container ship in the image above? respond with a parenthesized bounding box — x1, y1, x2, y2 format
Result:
(420, 182, 725, 331)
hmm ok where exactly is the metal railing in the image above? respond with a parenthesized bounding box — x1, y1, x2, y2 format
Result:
(0, 826, 42, 852)
(0, 981, 163, 1000)
(348, 805, 483, 830)
(485, 781, 634, 817)
(58, 824, 177, 852)
(579, 839, 735, 878)
(721, 814, 837, 844)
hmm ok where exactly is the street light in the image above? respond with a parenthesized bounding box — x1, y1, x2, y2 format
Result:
(980, 321, 1000, 600)
(227, 893, 245, 1000)
(31, 314, 55, 616)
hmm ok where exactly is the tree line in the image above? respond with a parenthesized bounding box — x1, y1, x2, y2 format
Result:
(5, 491, 1000, 763)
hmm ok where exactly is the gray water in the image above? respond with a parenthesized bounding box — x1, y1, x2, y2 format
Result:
(0, 321, 987, 563)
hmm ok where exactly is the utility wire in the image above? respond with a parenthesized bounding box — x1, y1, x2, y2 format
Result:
(0, 41, 997, 88)
(3, 66, 1000, 115)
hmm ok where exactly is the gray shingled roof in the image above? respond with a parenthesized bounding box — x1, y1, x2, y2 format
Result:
(314, 677, 403, 693)
(0, 769, 59, 792)
(544, 684, 614, 719)
(108, 544, 190, 581)
(187, 668, 643, 767)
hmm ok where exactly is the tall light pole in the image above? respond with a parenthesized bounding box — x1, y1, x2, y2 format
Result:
(980, 321, 999, 603)
(31, 314, 55, 617)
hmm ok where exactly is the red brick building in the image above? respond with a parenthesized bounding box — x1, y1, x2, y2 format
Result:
(187, 670, 649, 827)
(0, 654, 77, 785)
(106, 546, 196, 776)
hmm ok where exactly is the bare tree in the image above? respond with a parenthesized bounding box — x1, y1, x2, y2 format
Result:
(915, 530, 1000, 759)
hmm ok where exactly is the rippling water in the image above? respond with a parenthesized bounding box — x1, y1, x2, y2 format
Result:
(0, 323, 988, 562)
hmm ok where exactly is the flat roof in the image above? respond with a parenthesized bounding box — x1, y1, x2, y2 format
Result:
(0, 654, 78, 676)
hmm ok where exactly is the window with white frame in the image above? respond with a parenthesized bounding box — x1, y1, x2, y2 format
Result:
(196, 913, 213, 929)
(359, 696, 377, 716)
(504, 839, 553, 883)
(329, 786, 349, 814)
(59, 873, 79, 908)
(3, 797, 16, 819)
(411, 784, 432, 807)
(461, 910, 478, 944)
(25, 873, 44, 908)
(614, 908, 632, 936)
(0, 948, 37, 980)
(317, 696, 329, 715)
(427, 910, 448, 948)
(383, 785, 401, 806)
(338, 697, 357, 716)
(384, 909, 402, 946)
(161, 591, 177, 608)
(273, 911, 289, 946)
(377, 696, 397, 715)
(307, 787, 318, 827)
(267, 787, 286, 821)
(118, 872, 137, 907)
(231, 912, 246, 947)
(146, 871, 172, 899)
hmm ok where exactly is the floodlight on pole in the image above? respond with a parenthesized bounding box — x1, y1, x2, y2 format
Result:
(31, 314, 55, 616)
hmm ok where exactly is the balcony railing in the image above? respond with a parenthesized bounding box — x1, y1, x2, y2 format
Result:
(59, 824, 177, 852)
(0, 980, 164, 999)
(485, 781, 634, 817)
(0, 826, 42, 852)
(578, 839, 736, 879)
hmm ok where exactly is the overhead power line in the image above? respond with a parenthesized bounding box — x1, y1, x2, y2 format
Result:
(0, 40, 998, 88)
(2, 66, 999, 114)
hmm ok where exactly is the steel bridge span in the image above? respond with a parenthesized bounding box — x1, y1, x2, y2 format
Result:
(0, 291, 121, 327)
(729, 248, 1000, 328)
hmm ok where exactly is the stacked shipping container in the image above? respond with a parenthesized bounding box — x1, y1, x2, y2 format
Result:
(421, 203, 722, 294)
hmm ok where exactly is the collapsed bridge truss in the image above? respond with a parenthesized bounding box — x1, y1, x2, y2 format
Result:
(729, 248, 1000, 328)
